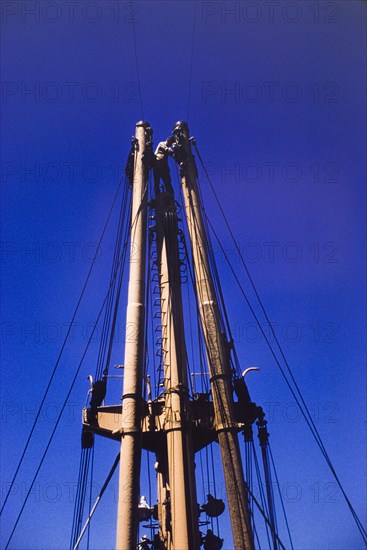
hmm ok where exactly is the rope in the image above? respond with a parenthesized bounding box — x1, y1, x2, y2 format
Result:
(5, 287, 111, 550)
(70, 180, 131, 549)
(252, 441, 271, 548)
(86, 446, 95, 550)
(247, 485, 287, 550)
(97, 174, 131, 380)
(194, 143, 367, 544)
(207, 213, 367, 542)
(4, 181, 149, 548)
(70, 447, 92, 548)
(72, 453, 120, 550)
(102, 194, 132, 379)
(268, 445, 294, 550)
(0, 176, 125, 519)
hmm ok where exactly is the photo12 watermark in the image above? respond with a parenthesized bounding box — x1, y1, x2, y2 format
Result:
(201, 81, 340, 104)
(1, 81, 140, 104)
(1, 1, 139, 24)
(201, 1, 341, 24)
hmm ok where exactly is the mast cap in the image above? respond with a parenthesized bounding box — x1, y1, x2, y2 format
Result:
(136, 120, 151, 129)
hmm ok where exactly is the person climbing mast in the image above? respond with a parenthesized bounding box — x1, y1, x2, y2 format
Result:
(153, 136, 175, 195)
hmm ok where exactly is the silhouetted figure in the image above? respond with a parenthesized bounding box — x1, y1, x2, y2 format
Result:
(203, 529, 223, 550)
(153, 136, 175, 195)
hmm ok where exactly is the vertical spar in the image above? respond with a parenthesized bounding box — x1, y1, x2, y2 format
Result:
(116, 121, 149, 550)
(176, 122, 255, 550)
(155, 194, 200, 549)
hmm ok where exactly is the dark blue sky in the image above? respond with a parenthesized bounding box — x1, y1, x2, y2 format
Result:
(1, 1, 366, 548)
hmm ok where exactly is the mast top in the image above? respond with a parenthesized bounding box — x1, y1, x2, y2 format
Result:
(136, 120, 151, 129)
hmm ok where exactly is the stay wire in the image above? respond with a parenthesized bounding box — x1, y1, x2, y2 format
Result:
(5, 287, 111, 550)
(268, 444, 294, 550)
(72, 452, 120, 550)
(198, 162, 367, 541)
(97, 181, 130, 378)
(177, 168, 253, 535)
(96, 180, 130, 379)
(246, 441, 286, 548)
(103, 197, 132, 378)
(208, 213, 367, 539)
(70, 448, 90, 548)
(73, 176, 148, 550)
(247, 484, 287, 550)
(0, 175, 125, 518)
(87, 446, 95, 550)
(71, 183, 130, 549)
(252, 441, 272, 548)
(5, 185, 147, 549)
(179, 163, 270, 539)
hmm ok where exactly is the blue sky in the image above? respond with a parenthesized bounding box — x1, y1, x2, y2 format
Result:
(1, 1, 366, 549)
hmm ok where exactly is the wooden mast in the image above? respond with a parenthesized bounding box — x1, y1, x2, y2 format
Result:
(176, 121, 255, 550)
(82, 121, 256, 549)
(155, 193, 200, 549)
(116, 121, 149, 550)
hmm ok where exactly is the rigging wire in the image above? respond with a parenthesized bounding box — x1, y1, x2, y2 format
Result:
(175, 164, 257, 542)
(252, 441, 272, 548)
(0, 176, 125, 518)
(5, 286, 112, 550)
(246, 484, 287, 550)
(70, 446, 93, 549)
(4, 180, 148, 548)
(72, 453, 120, 550)
(194, 145, 367, 543)
(87, 446, 95, 550)
(101, 186, 132, 379)
(268, 444, 294, 550)
(71, 178, 131, 549)
(175, 145, 292, 545)
(207, 212, 367, 542)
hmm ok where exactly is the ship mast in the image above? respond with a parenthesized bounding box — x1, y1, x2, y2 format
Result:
(81, 121, 257, 550)
(154, 193, 200, 549)
(116, 121, 149, 549)
(176, 122, 254, 550)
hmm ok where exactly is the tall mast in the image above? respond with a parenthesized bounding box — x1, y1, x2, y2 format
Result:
(176, 122, 255, 550)
(155, 194, 200, 549)
(81, 121, 257, 549)
(116, 121, 149, 549)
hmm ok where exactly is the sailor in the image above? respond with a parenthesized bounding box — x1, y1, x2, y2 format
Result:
(89, 379, 107, 411)
(203, 529, 223, 550)
(142, 126, 155, 176)
(125, 137, 138, 187)
(137, 535, 151, 550)
(172, 121, 189, 175)
(153, 136, 175, 196)
(202, 493, 225, 517)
